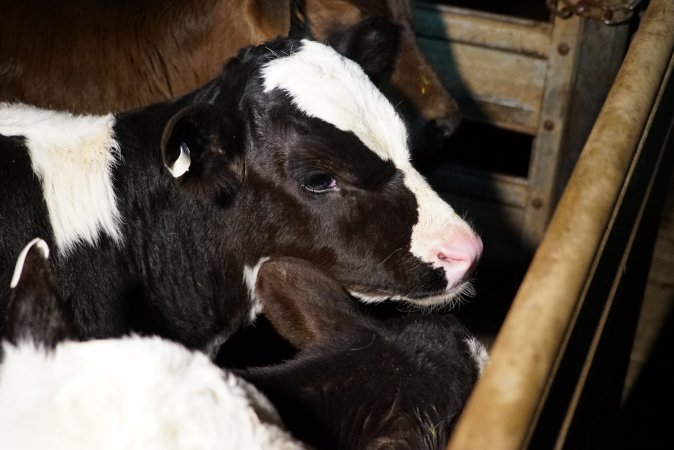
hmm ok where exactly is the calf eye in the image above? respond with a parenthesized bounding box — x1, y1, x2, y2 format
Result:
(301, 173, 339, 193)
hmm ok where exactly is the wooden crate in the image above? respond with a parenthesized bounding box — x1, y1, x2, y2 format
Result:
(439, 0, 674, 448)
(414, 1, 630, 266)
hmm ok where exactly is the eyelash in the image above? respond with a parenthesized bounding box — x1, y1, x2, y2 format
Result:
(301, 173, 340, 194)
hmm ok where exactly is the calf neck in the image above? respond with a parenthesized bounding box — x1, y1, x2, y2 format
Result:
(239, 257, 488, 449)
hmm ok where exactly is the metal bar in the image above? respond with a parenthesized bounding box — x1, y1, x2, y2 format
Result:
(446, 1, 674, 449)
(547, 0, 644, 25)
(552, 53, 674, 449)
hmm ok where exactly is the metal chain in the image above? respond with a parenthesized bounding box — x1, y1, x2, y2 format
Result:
(546, 0, 643, 24)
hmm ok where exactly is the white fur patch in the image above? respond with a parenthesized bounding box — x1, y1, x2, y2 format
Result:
(262, 40, 410, 167)
(464, 336, 489, 374)
(10, 238, 49, 288)
(0, 103, 123, 254)
(243, 257, 270, 322)
(0, 336, 306, 450)
(262, 42, 473, 297)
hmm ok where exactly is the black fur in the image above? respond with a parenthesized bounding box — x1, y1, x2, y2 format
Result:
(238, 257, 482, 450)
(0, 135, 55, 330)
(325, 16, 401, 83)
(5, 240, 75, 349)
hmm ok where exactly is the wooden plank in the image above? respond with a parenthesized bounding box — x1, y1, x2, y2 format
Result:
(415, 2, 552, 59)
(428, 165, 530, 208)
(418, 37, 548, 134)
(520, 15, 588, 249)
(523, 15, 630, 248)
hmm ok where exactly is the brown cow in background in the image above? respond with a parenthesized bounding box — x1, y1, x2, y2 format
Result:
(0, 0, 461, 149)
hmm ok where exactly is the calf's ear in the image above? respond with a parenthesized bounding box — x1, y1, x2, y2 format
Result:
(6, 238, 75, 349)
(254, 257, 363, 349)
(326, 16, 400, 82)
(161, 103, 245, 202)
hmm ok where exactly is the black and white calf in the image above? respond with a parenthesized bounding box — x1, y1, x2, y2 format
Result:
(239, 257, 488, 450)
(0, 32, 482, 352)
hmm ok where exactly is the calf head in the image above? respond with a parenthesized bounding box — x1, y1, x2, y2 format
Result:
(303, 0, 463, 151)
(161, 34, 481, 309)
(242, 257, 486, 449)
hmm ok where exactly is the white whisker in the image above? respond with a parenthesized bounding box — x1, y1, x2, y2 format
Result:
(381, 247, 403, 264)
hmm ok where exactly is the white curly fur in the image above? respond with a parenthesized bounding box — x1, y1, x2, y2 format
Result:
(0, 336, 306, 450)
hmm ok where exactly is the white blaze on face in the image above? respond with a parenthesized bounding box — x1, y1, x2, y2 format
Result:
(262, 40, 410, 165)
(261, 40, 474, 289)
(0, 103, 122, 254)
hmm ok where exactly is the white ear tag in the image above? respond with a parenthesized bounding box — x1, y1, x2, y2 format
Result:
(10, 238, 50, 289)
(167, 142, 191, 178)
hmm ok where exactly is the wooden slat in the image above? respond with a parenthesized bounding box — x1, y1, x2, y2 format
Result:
(446, 1, 674, 449)
(418, 37, 548, 134)
(523, 16, 630, 248)
(429, 166, 530, 208)
(415, 2, 552, 59)
(414, 2, 551, 134)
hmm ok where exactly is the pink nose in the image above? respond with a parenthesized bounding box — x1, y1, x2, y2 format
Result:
(435, 231, 483, 286)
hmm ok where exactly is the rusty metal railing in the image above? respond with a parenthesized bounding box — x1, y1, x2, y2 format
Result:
(546, 0, 643, 24)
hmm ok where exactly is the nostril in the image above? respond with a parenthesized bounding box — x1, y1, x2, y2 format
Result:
(429, 118, 457, 140)
(428, 117, 459, 141)
(437, 251, 468, 263)
(433, 232, 483, 283)
(429, 111, 462, 140)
